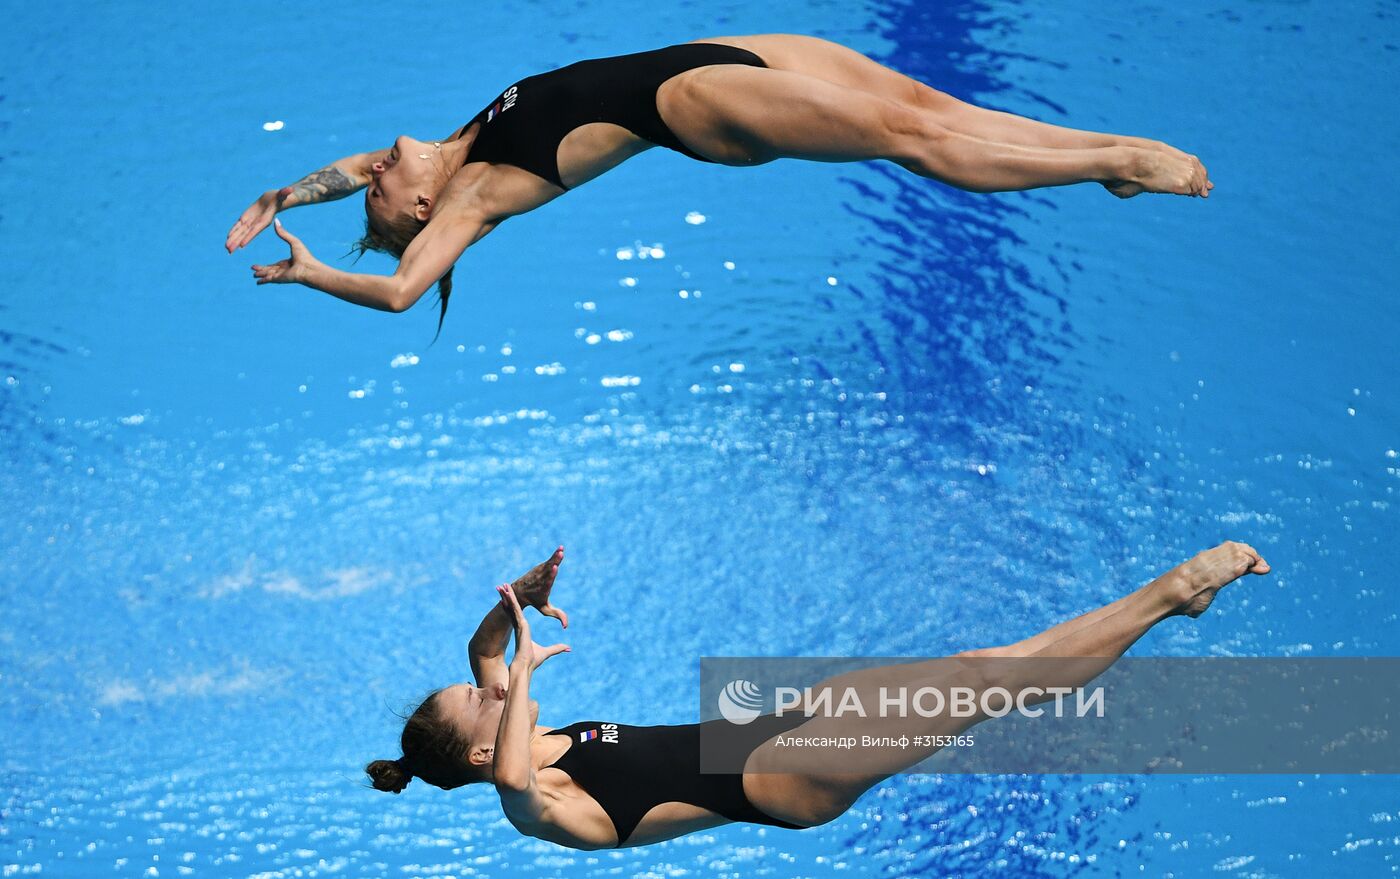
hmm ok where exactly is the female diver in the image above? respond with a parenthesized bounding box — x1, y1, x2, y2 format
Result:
(228, 35, 1213, 332)
(366, 540, 1268, 850)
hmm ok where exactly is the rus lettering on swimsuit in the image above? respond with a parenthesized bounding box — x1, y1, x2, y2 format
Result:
(486, 85, 519, 123)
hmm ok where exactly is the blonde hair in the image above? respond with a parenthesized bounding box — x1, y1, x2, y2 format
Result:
(354, 209, 453, 340)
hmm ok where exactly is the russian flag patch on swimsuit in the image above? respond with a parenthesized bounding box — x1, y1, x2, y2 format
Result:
(579, 729, 599, 742)
(486, 85, 519, 123)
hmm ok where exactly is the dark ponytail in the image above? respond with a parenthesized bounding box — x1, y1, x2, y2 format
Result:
(365, 689, 475, 793)
(365, 758, 412, 793)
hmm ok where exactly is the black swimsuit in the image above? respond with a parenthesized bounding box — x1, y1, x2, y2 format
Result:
(543, 717, 806, 847)
(456, 43, 768, 189)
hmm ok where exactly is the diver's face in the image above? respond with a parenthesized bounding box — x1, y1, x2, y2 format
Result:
(437, 682, 540, 768)
(365, 135, 437, 226)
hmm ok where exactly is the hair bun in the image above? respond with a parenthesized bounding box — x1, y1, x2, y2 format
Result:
(366, 758, 412, 794)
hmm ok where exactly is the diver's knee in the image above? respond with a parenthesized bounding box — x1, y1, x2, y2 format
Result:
(883, 108, 951, 175)
(949, 650, 1014, 697)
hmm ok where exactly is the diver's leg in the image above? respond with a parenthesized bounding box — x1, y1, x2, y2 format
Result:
(658, 65, 1207, 197)
(729, 34, 1190, 157)
(962, 560, 1189, 661)
(741, 542, 1270, 825)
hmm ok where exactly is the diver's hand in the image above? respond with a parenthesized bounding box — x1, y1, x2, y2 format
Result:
(251, 219, 318, 285)
(226, 189, 282, 253)
(510, 546, 569, 629)
(498, 583, 570, 673)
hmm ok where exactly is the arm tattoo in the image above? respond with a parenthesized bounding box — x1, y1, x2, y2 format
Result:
(279, 166, 357, 208)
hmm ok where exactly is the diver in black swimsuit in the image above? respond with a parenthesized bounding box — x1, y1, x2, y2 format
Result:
(364, 541, 1269, 850)
(229, 35, 1213, 333)
(537, 717, 805, 845)
(460, 43, 767, 190)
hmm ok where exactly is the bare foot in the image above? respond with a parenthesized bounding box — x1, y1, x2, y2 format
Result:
(513, 546, 563, 590)
(1163, 541, 1271, 618)
(1105, 146, 1211, 199)
(510, 546, 569, 627)
(1149, 140, 1213, 197)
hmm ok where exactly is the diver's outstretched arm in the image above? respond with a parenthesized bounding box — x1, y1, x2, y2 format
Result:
(471, 547, 570, 692)
(225, 148, 390, 252)
(249, 163, 552, 315)
(468, 599, 516, 694)
(250, 210, 485, 312)
(492, 585, 568, 825)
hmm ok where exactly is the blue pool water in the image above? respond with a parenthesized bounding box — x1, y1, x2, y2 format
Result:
(4, 1, 1399, 876)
